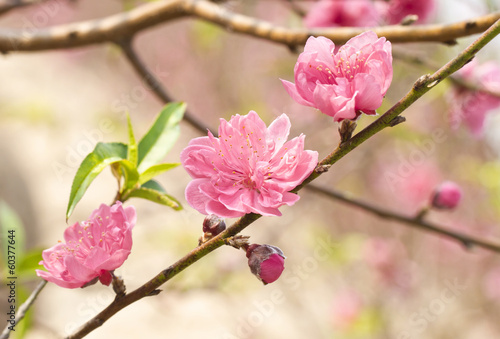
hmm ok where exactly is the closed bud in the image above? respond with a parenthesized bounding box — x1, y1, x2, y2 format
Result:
(431, 181, 462, 209)
(246, 244, 286, 285)
(203, 214, 226, 236)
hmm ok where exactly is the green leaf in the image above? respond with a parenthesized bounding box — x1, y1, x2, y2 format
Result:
(126, 113, 138, 167)
(66, 142, 127, 220)
(138, 163, 180, 185)
(118, 159, 140, 191)
(127, 180, 182, 210)
(137, 102, 186, 173)
(18, 248, 44, 279)
(0, 201, 25, 262)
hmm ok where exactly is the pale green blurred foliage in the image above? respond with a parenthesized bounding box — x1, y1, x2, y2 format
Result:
(0, 0, 500, 338)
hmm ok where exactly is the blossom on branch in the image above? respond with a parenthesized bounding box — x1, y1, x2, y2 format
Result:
(281, 31, 392, 122)
(448, 60, 500, 137)
(181, 111, 318, 218)
(36, 202, 136, 289)
(304, 0, 381, 28)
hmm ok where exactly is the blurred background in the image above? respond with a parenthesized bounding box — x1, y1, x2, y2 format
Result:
(1, 0, 500, 338)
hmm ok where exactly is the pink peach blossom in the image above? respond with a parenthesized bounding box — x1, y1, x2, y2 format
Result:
(304, 0, 381, 28)
(448, 60, 500, 137)
(181, 111, 318, 218)
(380, 0, 435, 24)
(36, 202, 136, 289)
(282, 31, 392, 122)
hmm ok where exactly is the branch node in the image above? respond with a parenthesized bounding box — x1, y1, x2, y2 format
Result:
(413, 74, 432, 89)
(147, 289, 162, 297)
(315, 164, 331, 174)
(389, 116, 406, 127)
(224, 235, 251, 249)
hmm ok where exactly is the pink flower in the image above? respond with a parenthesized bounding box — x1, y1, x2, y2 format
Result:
(304, 0, 381, 28)
(431, 181, 462, 210)
(331, 290, 363, 328)
(36, 202, 136, 289)
(448, 61, 500, 137)
(246, 244, 285, 285)
(379, 0, 435, 24)
(181, 111, 318, 218)
(282, 31, 392, 122)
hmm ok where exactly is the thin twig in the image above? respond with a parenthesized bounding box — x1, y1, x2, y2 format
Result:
(65, 18, 500, 339)
(307, 184, 500, 252)
(0, 0, 499, 52)
(116, 38, 215, 135)
(0, 280, 47, 339)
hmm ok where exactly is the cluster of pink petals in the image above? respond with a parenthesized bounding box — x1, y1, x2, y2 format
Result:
(304, 0, 380, 28)
(304, 0, 434, 28)
(36, 202, 136, 289)
(431, 181, 462, 210)
(282, 31, 392, 122)
(181, 111, 318, 218)
(448, 60, 500, 137)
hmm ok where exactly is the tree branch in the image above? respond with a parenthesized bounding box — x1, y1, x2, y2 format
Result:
(116, 38, 215, 135)
(0, 0, 499, 53)
(0, 280, 47, 339)
(307, 184, 500, 252)
(65, 18, 500, 339)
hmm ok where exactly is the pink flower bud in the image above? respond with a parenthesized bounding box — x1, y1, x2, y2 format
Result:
(431, 181, 462, 210)
(202, 214, 226, 236)
(246, 244, 285, 285)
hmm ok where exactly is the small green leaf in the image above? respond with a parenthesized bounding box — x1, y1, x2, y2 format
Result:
(126, 113, 138, 167)
(66, 142, 127, 220)
(138, 163, 180, 185)
(137, 102, 186, 173)
(18, 248, 44, 279)
(141, 179, 167, 192)
(127, 180, 182, 210)
(118, 159, 140, 191)
(0, 201, 25, 262)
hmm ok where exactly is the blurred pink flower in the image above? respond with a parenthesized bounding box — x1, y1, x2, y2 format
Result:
(363, 237, 412, 289)
(304, 0, 381, 28)
(331, 289, 363, 327)
(483, 267, 500, 300)
(181, 111, 318, 217)
(431, 181, 462, 210)
(379, 0, 435, 24)
(246, 244, 286, 285)
(448, 61, 500, 137)
(281, 31, 392, 122)
(36, 202, 136, 289)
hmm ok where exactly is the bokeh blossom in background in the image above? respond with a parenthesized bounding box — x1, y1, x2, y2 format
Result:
(431, 181, 463, 210)
(181, 111, 318, 217)
(305, 0, 435, 28)
(36, 202, 136, 288)
(379, 0, 435, 24)
(304, 0, 380, 28)
(448, 60, 500, 137)
(282, 31, 392, 122)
